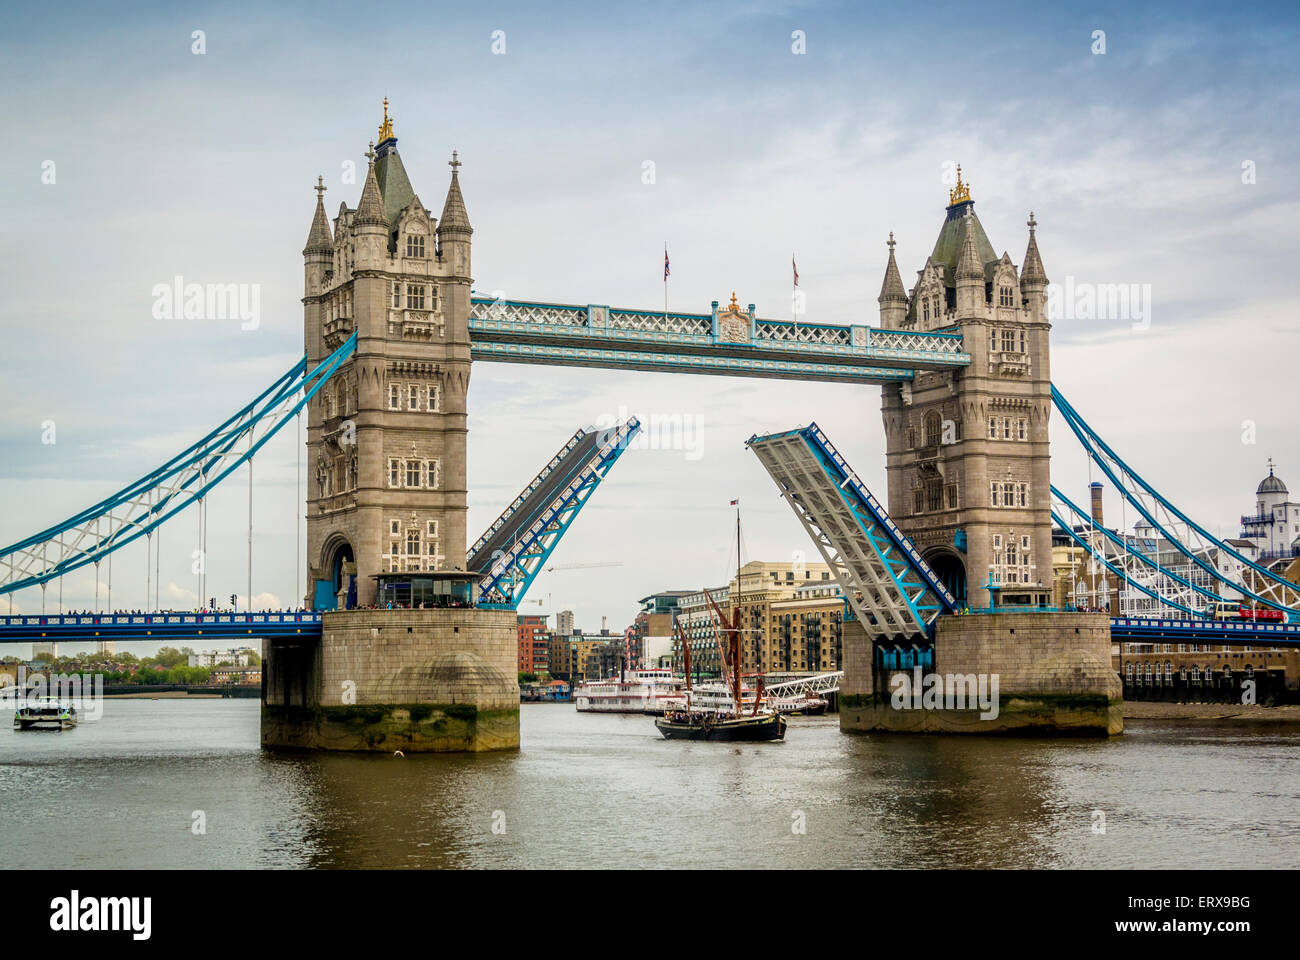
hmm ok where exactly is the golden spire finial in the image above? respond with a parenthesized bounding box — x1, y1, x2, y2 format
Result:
(378, 97, 395, 142)
(948, 164, 971, 206)
(729, 291, 739, 311)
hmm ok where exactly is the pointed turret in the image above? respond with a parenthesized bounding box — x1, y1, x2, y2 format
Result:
(354, 147, 387, 229)
(1021, 212, 1047, 286)
(1020, 212, 1048, 322)
(303, 176, 333, 257)
(878, 232, 908, 328)
(438, 150, 472, 283)
(302, 177, 333, 362)
(955, 221, 985, 317)
(956, 226, 984, 280)
(438, 150, 472, 239)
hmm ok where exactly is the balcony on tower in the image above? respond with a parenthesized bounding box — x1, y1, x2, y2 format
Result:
(989, 347, 1029, 377)
(915, 444, 942, 469)
(390, 307, 446, 342)
(323, 316, 354, 350)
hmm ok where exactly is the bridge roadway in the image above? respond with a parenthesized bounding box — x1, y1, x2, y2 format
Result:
(0, 611, 322, 643)
(1, 612, 1296, 647)
(467, 428, 603, 573)
(1107, 616, 1300, 646)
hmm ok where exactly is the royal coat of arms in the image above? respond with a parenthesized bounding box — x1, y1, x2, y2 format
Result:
(716, 292, 750, 343)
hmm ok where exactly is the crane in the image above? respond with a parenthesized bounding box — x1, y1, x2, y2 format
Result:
(520, 561, 622, 611)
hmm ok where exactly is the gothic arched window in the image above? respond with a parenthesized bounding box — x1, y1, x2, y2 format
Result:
(924, 412, 942, 447)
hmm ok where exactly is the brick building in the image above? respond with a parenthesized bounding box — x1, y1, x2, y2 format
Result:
(516, 614, 550, 675)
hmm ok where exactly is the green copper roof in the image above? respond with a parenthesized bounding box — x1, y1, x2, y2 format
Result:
(903, 201, 1002, 322)
(928, 202, 998, 287)
(374, 142, 417, 227)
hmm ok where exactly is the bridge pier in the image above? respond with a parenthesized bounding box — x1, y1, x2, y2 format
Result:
(261, 608, 519, 752)
(840, 612, 1122, 736)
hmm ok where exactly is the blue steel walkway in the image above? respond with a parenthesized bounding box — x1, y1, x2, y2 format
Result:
(0, 611, 322, 644)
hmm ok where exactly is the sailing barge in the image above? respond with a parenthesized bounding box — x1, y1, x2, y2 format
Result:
(655, 506, 787, 743)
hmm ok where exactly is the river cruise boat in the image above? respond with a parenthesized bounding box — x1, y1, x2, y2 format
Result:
(14, 699, 78, 731)
(662, 682, 829, 717)
(574, 669, 684, 714)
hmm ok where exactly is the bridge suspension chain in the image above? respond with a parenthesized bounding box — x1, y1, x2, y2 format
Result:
(1052, 385, 1299, 621)
(0, 333, 357, 599)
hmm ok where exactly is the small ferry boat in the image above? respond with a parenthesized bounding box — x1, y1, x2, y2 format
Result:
(14, 699, 78, 731)
(574, 668, 684, 714)
(772, 693, 829, 716)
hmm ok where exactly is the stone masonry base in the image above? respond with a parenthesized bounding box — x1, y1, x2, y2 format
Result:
(261, 608, 520, 753)
(840, 612, 1123, 737)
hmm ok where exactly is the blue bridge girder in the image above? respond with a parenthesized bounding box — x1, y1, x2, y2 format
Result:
(468, 297, 971, 384)
(473, 417, 642, 609)
(747, 422, 959, 643)
(4, 610, 1295, 649)
(1109, 616, 1300, 648)
(0, 611, 323, 644)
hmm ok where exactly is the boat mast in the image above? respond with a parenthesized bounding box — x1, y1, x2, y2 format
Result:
(733, 504, 742, 712)
(676, 619, 692, 693)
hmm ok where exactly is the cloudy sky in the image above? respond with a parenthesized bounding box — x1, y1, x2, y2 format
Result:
(2, 0, 1297, 654)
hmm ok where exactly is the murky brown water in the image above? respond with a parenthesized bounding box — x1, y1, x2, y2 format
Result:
(1, 700, 1296, 868)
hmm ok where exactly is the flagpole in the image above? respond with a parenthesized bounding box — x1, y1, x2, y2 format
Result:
(792, 252, 798, 324)
(664, 241, 668, 319)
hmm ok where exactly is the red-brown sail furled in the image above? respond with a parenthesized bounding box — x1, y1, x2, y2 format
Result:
(675, 619, 692, 693)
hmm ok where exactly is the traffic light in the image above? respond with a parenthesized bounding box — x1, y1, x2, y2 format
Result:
(209, 597, 215, 610)
(230, 593, 238, 609)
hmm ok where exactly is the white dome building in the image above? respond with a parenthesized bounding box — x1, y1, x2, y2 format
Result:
(1240, 461, 1300, 560)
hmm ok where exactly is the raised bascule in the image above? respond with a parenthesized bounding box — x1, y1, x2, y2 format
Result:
(2, 111, 1297, 748)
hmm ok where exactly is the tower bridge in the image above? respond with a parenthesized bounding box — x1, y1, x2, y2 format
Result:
(1, 109, 1296, 748)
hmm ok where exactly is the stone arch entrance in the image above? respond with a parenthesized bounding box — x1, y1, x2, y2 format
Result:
(924, 547, 967, 608)
(314, 535, 356, 611)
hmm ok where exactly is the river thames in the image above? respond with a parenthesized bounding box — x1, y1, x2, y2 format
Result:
(1, 700, 1296, 869)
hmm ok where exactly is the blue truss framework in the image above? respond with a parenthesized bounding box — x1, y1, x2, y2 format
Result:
(1051, 487, 1219, 615)
(0, 334, 357, 596)
(475, 418, 642, 609)
(467, 296, 972, 384)
(1052, 385, 1298, 622)
(468, 426, 596, 571)
(470, 341, 916, 384)
(1051, 506, 1199, 617)
(747, 423, 958, 642)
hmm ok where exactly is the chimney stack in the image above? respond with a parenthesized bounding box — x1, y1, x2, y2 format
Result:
(1089, 482, 1104, 528)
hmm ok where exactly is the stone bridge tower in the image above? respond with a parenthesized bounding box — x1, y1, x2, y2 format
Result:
(302, 101, 472, 609)
(878, 169, 1052, 610)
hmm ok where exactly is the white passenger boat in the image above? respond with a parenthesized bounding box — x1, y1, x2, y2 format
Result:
(662, 681, 828, 716)
(574, 669, 684, 714)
